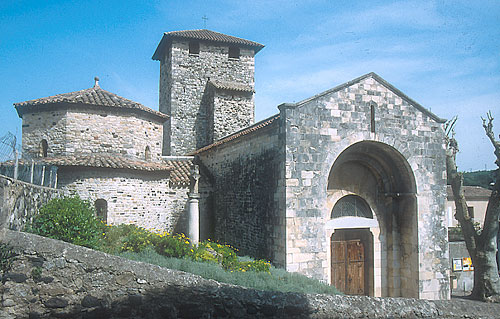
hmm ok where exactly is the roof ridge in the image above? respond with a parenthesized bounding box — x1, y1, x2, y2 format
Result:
(14, 83, 168, 120)
(153, 29, 264, 60)
(290, 72, 445, 123)
(190, 113, 280, 155)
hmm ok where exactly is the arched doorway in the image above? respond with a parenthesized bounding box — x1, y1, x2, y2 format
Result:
(327, 141, 418, 298)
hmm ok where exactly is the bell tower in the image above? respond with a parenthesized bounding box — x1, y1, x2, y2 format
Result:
(153, 29, 264, 155)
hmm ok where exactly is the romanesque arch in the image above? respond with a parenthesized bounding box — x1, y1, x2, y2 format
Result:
(326, 141, 418, 298)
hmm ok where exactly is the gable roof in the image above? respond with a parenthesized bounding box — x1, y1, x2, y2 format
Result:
(14, 81, 168, 121)
(152, 29, 265, 60)
(190, 114, 280, 155)
(290, 72, 446, 123)
(447, 185, 492, 200)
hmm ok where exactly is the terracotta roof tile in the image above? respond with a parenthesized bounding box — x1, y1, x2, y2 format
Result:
(190, 114, 280, 155)
(447, 185, 492, 199)
(153, 29, 264, 60)
(39, 154, 172, 172)
(163, 159, 193, 186)
(14, 83, 167, 120)
(209, 80, 254, 92)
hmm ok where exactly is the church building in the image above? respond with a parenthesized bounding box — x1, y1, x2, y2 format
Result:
(13, 29, 450, 300)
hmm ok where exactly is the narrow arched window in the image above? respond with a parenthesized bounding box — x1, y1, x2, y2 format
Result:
(95, 199, 108, 223)
(370, 104, 376, 133)
(331, 195, 373, 219)
(40, 139, 48, 157)
(145, 146, 151, 161)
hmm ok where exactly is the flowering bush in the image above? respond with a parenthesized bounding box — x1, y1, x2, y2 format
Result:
(154, 232, 191, 258)
(121, 225, 156, 253)
(189, 240, 238, 270)
(236, 259, 271, 273)
(27, 196, 105, 249)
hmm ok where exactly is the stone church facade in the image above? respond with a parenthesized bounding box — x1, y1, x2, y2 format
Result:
(13, 29, 450, 300)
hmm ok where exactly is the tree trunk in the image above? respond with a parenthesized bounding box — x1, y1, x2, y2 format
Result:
(446, 113, 500, 302)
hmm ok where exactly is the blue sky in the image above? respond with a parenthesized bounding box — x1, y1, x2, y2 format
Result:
(1, 0, 499, 171)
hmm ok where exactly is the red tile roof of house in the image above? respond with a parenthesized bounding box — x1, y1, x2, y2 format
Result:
(447, 185, 492, 200)
(3, 154, 193, 187)
(163, 159, 193, 186)
(152, 29, 264, 60)
(190, 114, 280, 155)
(14, 80, 167, 121)
(39, 154, 172, 172)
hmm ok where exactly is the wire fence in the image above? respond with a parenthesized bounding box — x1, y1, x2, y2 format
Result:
(0, 132, 58, 188)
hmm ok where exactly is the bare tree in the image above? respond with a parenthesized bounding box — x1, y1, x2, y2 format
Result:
(446, 112, 500, 302)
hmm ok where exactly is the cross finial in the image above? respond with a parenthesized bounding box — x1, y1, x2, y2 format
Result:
(202, 15, 208, 28)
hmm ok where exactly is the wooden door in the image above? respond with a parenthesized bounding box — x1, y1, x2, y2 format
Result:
(331, 239, 365, 295)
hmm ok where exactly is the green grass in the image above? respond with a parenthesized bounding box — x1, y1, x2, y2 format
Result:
(118, 247, 341, 295)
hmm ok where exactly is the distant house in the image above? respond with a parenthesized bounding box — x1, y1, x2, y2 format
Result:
(446, 185, 492, 228)
(446, 185, 492, 296)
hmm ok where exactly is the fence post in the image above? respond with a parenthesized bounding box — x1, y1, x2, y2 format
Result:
(30, 160, 34, 183)
(13, 150, 19, 180)
(41, 166, 45, 186)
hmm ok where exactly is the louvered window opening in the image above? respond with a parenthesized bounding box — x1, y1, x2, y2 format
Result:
(332, 195, 373, 219)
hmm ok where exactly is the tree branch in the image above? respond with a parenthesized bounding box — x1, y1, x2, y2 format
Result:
(482, 111, 500, 168)
(479, 111, 500, 245)
(445, 118, 478, 258)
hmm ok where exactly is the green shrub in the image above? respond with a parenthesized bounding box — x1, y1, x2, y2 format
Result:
(190, 240, 238, 270)
(27, 196, 105, 249)
(121, 225, 156, 253)
(236, 259, 271, 273)
(154, 232, 191, 258)
(118, 248, 339, 295)
(101, 223, 140, 254)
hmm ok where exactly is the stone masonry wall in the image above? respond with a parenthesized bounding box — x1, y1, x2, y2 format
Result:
(22, 107, 163, 161)
(0, 175, 62, 230)
(159, 39, 256, 155)
(198, 123, 284, 263)
(212, 89, 254, 143)
(281, 74, 449, 300)
(57, 168, 188, 233)
(1, 229, 499, 319)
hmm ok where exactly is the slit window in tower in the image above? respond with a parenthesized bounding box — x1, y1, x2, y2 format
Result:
(189, 41, 200, 55)
(370, 104, 376, 133)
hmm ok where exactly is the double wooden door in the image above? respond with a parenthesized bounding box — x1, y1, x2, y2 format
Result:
(331, 239, 365, 295)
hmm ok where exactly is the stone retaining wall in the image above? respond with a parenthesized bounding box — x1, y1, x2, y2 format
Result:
(1, 229, 499, 319)
(0, 175, 62, 230)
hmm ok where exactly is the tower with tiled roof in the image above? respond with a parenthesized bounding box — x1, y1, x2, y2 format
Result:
(153, 29, 264, 155)
(14, 77, 167, 161)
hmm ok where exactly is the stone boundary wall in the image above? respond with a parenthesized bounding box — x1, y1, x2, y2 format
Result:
(2, 230, 500, 318)
(0, 174, 62, 230)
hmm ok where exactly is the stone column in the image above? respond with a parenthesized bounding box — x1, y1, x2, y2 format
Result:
(188, 165, 201, 244)
(188, 193, 200, 244)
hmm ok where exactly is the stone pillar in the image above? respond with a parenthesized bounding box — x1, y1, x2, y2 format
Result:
(188, 193, 200, 244)
(188, 165, 201, 244)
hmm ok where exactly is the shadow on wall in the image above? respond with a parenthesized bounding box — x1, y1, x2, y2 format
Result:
(38, 285, 312, 318)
